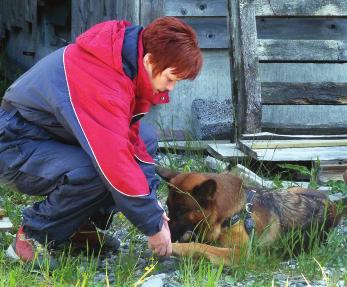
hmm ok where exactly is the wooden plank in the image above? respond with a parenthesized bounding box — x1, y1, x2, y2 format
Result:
(158, 140, 229, 151)
(71, 0, 120, 41)
(0, 217, 13, 232)
(262, 105, 347, 134)
(183, 17, 227, 49)
(207, 143, 246, 161)
(242, 132, 347, 140)
(0, 209, 5, 219)
(3, 0, 26, 30)
(258, 39, 347, 62)
(235, 164, 331, 191)
(262, 125, 347, 136)
(254, 0, 347, 17)
(140, 0, 164, 26)
(257, 18, 347, 41)
(71, 0, 98, 40)
(24, 0, 37, 24)
(2, 55, 26, 81)
(241, 139, 347, 149)
(164, 0, 226, 17)
(262, 82, 347, 105)
(115, 0, 140, 24)
(210, 142, 347, 163)
(0, 14, 4, 40)
(241, 145, 347, 161)
(229, 0, 262, 139)
(318, 159, 347, 183)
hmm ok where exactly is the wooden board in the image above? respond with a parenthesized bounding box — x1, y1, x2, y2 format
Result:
(318, 159, 347, 183)
(206, 143, 246, 161)
(254, 0, 347, 17)
(262, 105, 347, 135)
(235, 164, 331, 191)
(262, 82, 347, 105)
(257, 18, 347, 41)
(158, 140, 229, 151)
(262, 126, 347, 136)
(208, 143, 347, 162)
(242, 132, 347, 141)
(258, 39, 347, 63)
(164, 0, 226, 17)
(183, 17, 228, 49)
(140, 0, 164, 26)
(241, 139, 347, 149)
(0, 217, 13, 232)
(0, 208, 5, 219)
(72, 0, 139, 40)
(240, 145, 347, 161)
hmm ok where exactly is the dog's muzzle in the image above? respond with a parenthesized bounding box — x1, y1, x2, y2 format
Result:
(179, 230, 196, 242)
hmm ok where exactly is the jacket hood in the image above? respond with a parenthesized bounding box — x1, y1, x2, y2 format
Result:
(76, 20, 131, 75)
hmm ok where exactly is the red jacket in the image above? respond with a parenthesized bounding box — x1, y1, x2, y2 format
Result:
(64, 20, 169, 197)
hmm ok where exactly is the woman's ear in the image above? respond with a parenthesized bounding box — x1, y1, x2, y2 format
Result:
(143, 53, 152, 69)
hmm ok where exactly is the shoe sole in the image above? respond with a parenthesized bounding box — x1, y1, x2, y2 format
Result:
(6, 244, 20, 261)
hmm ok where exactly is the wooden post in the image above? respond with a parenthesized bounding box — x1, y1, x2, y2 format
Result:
(228, 0, 262, 142)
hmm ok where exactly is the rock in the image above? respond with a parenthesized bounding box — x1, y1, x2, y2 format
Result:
(273, 274, 288, 282)
(191, 98, 233, 140)
(141, 273, 166, 287)
(328, 193, 343, 202)
(205, 156, 229, 171)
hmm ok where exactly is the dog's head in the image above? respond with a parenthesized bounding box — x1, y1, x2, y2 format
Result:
(156, 166, 244, 243)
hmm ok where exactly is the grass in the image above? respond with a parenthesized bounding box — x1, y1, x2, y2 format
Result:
(2, 145, 345, 286)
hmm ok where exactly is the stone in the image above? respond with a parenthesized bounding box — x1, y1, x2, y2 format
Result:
(191, 98, 233, 140)
(141, 273, 166, 287)
(0, 217, 13, 231)
(205, 156, 229, 171)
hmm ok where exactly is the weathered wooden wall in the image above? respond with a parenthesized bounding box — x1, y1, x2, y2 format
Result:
(1, 0, 347, 138)
(229, 0, 347, 136)
(71, 0, 140, 40)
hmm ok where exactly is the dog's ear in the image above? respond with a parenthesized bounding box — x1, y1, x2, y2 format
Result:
(192, 179, 217, 208)
(155, 166, 180, 181)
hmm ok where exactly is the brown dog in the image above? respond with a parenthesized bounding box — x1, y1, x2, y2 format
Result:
(156, 166, 346, 265)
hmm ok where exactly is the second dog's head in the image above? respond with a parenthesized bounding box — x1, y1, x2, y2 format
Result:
(156, 166, 244, 243)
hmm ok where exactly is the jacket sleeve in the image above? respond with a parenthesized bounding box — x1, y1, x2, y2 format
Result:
(55, 101, 164, 236)
(110, 174, 164, 236)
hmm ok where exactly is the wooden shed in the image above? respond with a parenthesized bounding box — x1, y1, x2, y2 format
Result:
(0, 0, 347, 141)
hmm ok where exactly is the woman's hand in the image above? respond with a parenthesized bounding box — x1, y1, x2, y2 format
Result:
(147, 213, 172, 256)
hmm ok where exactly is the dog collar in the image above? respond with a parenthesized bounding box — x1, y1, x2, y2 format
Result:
(221, 189, 257, 235)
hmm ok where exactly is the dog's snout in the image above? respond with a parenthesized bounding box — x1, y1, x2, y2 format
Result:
(179, 230, 196, 242)
(169, 220, 195, 242)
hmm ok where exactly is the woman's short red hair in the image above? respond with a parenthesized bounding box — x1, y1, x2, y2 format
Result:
(143, 17, 203, 80)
